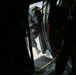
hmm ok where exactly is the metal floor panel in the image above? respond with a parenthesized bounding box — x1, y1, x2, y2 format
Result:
(34, 55, 52, 71)
(33, 59, 72, 75)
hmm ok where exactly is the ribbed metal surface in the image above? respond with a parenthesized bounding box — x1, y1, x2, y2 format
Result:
(34, 56, 52, 70)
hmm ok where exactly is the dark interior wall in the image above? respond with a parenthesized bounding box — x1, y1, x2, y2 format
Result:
(0, 0, 34, 75)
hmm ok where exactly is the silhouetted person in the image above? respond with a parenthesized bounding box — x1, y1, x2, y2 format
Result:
(50, 0, 76, 75)
(29, 6, 42, 54)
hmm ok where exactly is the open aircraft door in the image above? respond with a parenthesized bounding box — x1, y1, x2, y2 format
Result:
(25, 1, 57, 74)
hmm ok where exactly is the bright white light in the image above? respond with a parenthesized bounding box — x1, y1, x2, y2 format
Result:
(29, 1, 43, 8)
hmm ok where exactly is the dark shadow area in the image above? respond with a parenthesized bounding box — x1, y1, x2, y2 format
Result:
(1, 0, 35, 75)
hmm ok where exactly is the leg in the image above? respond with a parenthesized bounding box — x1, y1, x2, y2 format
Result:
(39, 30, 47, 54)
(70, 46, 76, 75)
(55, 41, 70, 75)
(55, 31, 73, 75)
(55, 49, 69, 75)
(31, 40, 41, 54)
